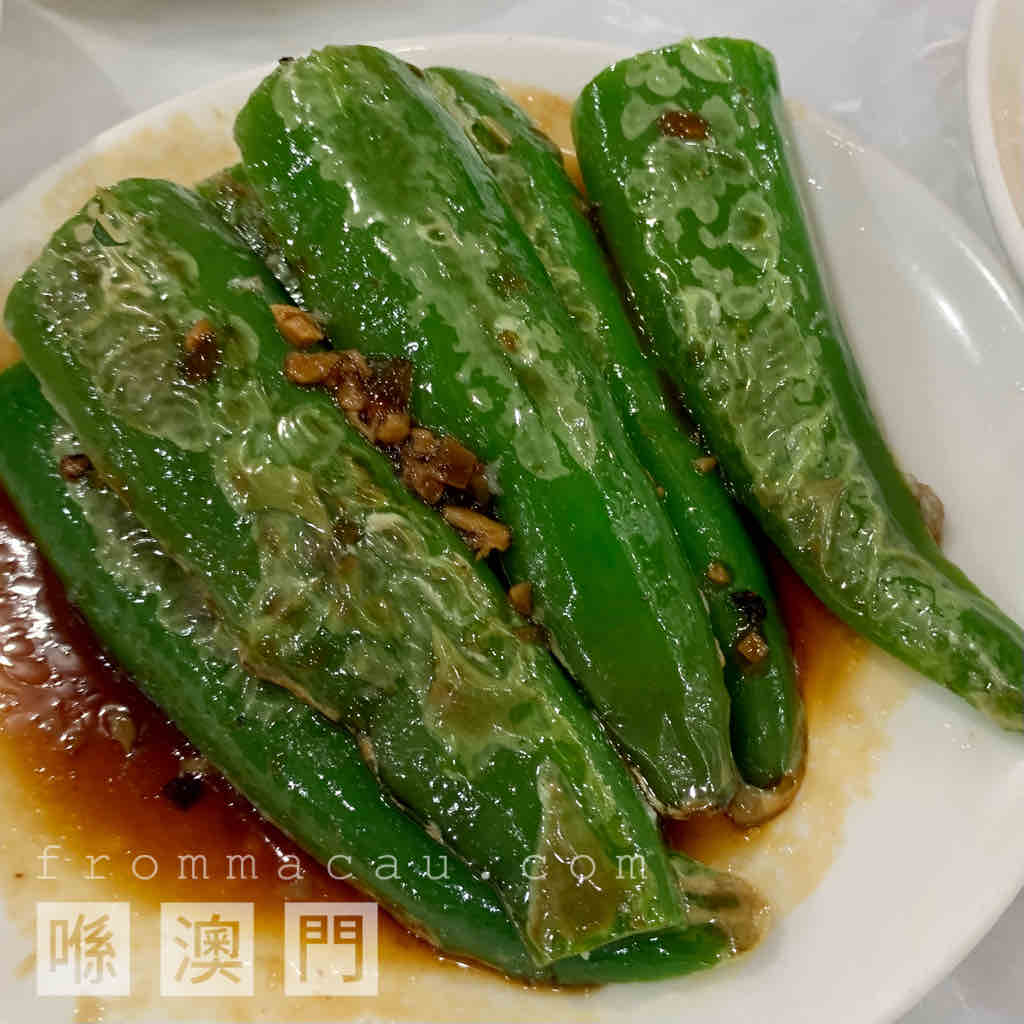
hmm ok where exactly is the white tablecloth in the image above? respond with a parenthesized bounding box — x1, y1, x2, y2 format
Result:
(1, 0, 1019, 1019)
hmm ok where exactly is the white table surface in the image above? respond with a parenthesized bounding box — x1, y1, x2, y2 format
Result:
(0, 0, 1019, 1020)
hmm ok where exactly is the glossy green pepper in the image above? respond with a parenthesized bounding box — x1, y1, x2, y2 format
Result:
(427, 66, 805, 813)
(198, 165, 304, 303)
(573, 38, 1024, 725)
(233, 45, 739, 815)
(0, 360, 763, 983)
(4, 178, 686, 964)
(203, 156, 780, 809)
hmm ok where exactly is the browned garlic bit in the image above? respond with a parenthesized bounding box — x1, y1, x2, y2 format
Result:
(736, 630, 770, 665)
(58, 453, 93, 481)
(182, 317, 221, 382)
(271, 303, 325, 348)
(441, 506, 511, 560)
(706, 561, 732, 586)
(99, 703, 137, 754)
(401, 428, 488, 507)
(277, 331, 509, 559)
(508, 581, 533, 617)
(373, 411, 411, 445)
(279, 331, 410, 444)
(730, 589, 770, 667)
(693, 455, 718, 474)
(283, 350, 346, 386)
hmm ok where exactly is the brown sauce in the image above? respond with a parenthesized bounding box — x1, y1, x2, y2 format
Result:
(503, 85, 583, 188)
(0, 83, 909, 1023)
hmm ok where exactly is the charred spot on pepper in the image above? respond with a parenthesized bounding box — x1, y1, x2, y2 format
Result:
(162, 772, 205, 810)
(181, 318, 221, 382)
(658, 109, 710, 141)
(58, 453, 94, 482)
(730, 590, 770, 666)
(581, 198, 624, 269)
(498, 329, 520, 353)
(730, 590, 767, 631)
(351, 357, 413, 445)
(488, 267, 528, 299)
(366, 357, 412, 411)
(182, 339, 221, 382)
(183, 318, 217, 355)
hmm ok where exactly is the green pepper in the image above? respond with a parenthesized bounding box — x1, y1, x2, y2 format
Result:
(0, 359, 762, 983)
(233, 45, 739, 816)
(4, 178, 686, 964)
(573, 38, 1024, 725)
(427, 66, 805, 811)
(198, 165, 304, 303)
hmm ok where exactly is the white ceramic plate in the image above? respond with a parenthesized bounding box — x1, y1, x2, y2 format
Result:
(1, 33, 1024, 1024)
(968, 0, 1024, 282)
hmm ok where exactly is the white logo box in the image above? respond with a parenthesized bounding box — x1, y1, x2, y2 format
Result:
(36, 901, 131, 997)
(283, 902, 379, 997)
(160, 902, 255, 997)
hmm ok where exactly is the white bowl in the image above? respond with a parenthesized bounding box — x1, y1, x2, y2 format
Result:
(967, 0, 1024, 282)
